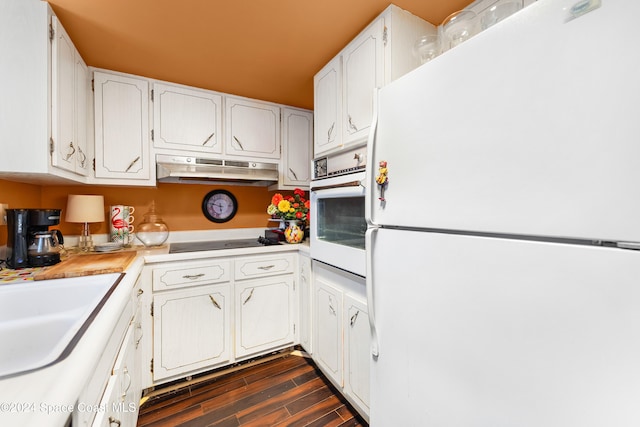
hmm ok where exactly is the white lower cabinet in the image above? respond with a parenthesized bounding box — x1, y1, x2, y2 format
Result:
(92, 321, 141, 427)
(235, 276, 295, 359)
(312, 261, 370, 420)
(314, 277, 343, 386)
(299, 253, 312, 353)
(144, 252, 298, 387)
(152, 284, 231, 382)
(343, 294, 370, 416)
(73, 276, 142, 427)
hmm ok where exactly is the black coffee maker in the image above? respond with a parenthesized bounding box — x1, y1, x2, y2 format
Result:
(6, 209, 64, 268)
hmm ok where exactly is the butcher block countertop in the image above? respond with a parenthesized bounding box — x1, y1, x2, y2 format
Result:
(33, 251, 138, 280)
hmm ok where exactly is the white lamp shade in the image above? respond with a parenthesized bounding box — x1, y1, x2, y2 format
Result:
(66, 195, 105, 223)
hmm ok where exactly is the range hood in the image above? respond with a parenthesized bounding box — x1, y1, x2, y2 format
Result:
(156, 154, 279, 186)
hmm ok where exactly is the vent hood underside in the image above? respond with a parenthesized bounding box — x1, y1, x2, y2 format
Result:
(156, 154, 279, 186)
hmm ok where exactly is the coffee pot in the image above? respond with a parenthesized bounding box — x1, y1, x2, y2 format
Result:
(27, 229, 64, 267)
(6, 208, 64, 268)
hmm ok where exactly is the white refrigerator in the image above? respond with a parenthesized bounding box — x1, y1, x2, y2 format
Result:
(366, 0, 640, 425)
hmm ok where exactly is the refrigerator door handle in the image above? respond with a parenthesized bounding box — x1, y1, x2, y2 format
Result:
(366, 227, 380, 358)
(365, 88, 380, 228)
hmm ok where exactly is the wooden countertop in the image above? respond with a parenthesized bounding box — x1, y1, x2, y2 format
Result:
(33, 251, 137, 281)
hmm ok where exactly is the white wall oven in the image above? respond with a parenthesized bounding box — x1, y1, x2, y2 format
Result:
(310, 147, 367, 277)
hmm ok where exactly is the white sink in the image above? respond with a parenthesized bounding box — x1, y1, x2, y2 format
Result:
(0, 273, 123, 378)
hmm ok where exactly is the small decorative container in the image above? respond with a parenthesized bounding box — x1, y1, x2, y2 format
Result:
(136, 202, 169, 247)
(284, 220, 304, 244)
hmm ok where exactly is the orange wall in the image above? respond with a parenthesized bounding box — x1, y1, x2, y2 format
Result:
(0, 179, 42, 246)
(0, 179, 291, 245)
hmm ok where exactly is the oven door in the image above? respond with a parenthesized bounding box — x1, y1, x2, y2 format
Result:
(310, 172, 366, 277)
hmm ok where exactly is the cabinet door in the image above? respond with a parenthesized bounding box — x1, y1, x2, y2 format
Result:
(119, 318, 142, 427)
(225, 96, 280, 159)
(314, 277, 343, 386)
(235, 276, 295, 359)
(153, 284, 231, 382)
(281, 108, 312, 189)
(344, 294, 370, 416)
(313, 56, 342, 157)
(152, 83, 222, 154)
(51, 17, 77, 174)
(93, 71, 150, 180)
(299, 254, 312, 354)
(74, 57, 90, 175)
(92, 323, 139, 427)
(342, 18, 384, 146)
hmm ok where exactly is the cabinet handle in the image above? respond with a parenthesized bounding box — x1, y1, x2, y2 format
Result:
(108, 417, 121, 427)
(209, 295, 221, 310)
(125, 156, 141, 172)
(243, 288, 255, 305)
(288, 168, 298, 180)
(121, 367, 132, 400)
(350, 310, 360, 327)
(233, 136, 245, 150)
(135, 322, 143, 349)
(137, 288, 144, 296)
(327, 122, 335, 143)
(328, 296, 336, 315)
(182, 273, 205, 280)
(202, 132, 215, 146)
(65, 142, 76, 160)
(78, 146, 86, 168)
(348, 115, 358, 132)
(258, 265, 275, 270)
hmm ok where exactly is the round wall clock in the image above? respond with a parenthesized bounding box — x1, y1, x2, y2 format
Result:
(202, 190, 238, 223)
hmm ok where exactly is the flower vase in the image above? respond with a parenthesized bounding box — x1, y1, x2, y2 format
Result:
(284, 220, 304, 244)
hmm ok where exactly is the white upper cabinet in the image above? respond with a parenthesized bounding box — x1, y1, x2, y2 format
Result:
(93, 70, 153, 183)
(225, 96, 281, 160)
(51, 16, 90, 176)
(342, 19, 385, 146)
(280, 107, 312, 189)
(314, 56, 342, 157)
(313, 4, 436, 157)
(152, 82, 222, 154)
(0, 1, 90, 184)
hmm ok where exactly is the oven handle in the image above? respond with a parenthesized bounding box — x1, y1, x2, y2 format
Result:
(311, 180, 364, 192)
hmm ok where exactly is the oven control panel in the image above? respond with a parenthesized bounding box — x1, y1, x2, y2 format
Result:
(313, 146, 367, 180)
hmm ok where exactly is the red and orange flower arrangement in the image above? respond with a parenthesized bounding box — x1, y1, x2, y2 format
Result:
(267, 188, 310, 223)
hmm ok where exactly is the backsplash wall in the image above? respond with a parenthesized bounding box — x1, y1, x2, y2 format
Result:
(0, 179, 283, 245)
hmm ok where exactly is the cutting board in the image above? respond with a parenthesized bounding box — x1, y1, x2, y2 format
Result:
(34, 251, 137, 281)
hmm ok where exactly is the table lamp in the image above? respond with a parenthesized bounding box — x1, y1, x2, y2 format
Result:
(66, 195, 105, 251)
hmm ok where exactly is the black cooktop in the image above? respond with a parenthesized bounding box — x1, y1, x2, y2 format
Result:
(169, 237, 279, 254)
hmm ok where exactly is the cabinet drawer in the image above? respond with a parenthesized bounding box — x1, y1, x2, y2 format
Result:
(234, 254, 295, 280)
(153, 259, 231, 291)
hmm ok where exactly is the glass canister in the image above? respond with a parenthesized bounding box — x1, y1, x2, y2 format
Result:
(136, 202, 169, 247)
(442, 10, 478, 50)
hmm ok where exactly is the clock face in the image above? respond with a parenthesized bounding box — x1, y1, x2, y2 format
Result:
(202, 190, 238, 223)
(314, 157, 328, 179)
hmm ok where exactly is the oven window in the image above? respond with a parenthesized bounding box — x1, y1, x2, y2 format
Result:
(316, 196, 366, 249)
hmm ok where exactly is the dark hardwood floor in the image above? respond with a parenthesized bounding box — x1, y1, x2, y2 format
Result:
(137, 350, 368, 427)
